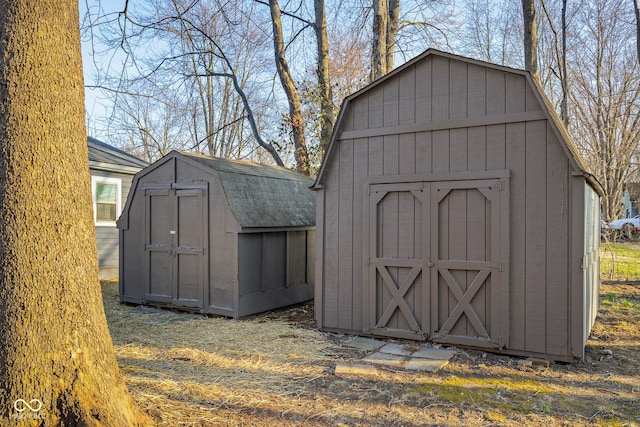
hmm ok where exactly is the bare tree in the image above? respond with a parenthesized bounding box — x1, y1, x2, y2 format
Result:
(522, 0, 539, 80)
(634, 0, 640, 64)
(462, 0, 521, 65)
(269, 0, 310, 174)
(386, 0, 400, 73)
(88, 0, 284, 166)
(570, 0, 640, 221)
(540, 0, 570, 125)
(0, 0, 151, 424)
(372, 0, 388, 79)
(314, 0, 334, 150)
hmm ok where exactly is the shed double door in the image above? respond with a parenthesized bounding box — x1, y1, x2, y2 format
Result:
(144, 183, 208, 309)
(367, 174, 509, 348)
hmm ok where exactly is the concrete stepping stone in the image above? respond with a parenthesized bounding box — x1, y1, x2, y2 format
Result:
(412, 346, 456, 361)
(378, 342, 413, 357)
(362, 351, 408, 368)
(342, 336, 385, 352)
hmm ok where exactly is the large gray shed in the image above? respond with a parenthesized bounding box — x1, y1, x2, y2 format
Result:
(312, 50, 602, 361)
(117, 151, 315, 318)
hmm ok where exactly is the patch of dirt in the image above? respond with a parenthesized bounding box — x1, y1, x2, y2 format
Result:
(103, 281, 640, 426)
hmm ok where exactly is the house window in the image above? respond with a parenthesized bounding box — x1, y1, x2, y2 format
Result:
(92, 176, 122, 226)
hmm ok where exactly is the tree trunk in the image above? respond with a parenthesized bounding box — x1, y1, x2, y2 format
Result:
(560, 0, 569, 126)
(634, 0, 640, 65)
(0, 1, 152, 425)
(521, 0, 539, 81)
(314, 0, 334, 151)
(386, 0, 400, 74)
(269, 0, 310, 175)
(372, 0, 388, 80)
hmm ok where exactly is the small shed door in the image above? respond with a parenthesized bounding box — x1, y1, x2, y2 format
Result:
(144, 184, 208, 309)
(429, 178, 509, 349)
(173, 186, 207, 308)
(145, 187, 173, 302)
(368, 183, 429, 340)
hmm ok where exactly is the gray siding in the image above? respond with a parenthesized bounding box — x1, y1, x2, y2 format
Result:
(92, 170, 135, 279)
(119, 152, 315, 318)
(315, 51, 600, 361)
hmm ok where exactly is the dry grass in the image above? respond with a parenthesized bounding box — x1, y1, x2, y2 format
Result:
(102, 279, 640, 426)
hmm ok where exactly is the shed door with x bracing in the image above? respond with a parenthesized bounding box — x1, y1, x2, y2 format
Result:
(429, 177, 509, 349)
(367, 173, 509, 348)
(368, 182, 429, 340)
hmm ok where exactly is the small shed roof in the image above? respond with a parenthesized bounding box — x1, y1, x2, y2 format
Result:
(88, 137, 149, 171)
(181, 152, 315, 228)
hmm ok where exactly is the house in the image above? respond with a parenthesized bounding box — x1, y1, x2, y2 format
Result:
(88, 137, 148, 279)
(621, 182, 640, 218)
(117, 151, 315, 318)
(311, 49, 602, 361)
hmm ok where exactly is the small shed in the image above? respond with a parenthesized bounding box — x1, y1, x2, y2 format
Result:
(117, 151, 316, 318)
(88, 137, 148, 279)
(312, 50, 602, 361)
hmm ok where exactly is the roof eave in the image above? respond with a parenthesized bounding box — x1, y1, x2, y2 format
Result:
(89, 160, 144, 175)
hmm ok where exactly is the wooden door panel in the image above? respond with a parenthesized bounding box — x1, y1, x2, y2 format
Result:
(173, 188, 206, 307)
(430, 178, 509, 348)
(368, 183, 428, 340)
(144, 184, 207, 309)
(145, 188, 172, 301)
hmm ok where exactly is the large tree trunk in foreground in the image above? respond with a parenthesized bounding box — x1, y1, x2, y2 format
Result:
(0, 1, 152, 425)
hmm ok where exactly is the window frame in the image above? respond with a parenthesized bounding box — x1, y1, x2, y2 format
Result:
(91, 175, 122, 227)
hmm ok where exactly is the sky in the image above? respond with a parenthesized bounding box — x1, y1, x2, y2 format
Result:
(80, 0, 112, 139)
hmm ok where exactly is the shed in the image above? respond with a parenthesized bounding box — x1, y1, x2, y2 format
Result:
(88, 137, 148, 279)
(117, 151, 315, 317)
(312, 50, 602, 361)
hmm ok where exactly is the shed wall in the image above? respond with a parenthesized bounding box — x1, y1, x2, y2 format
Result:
(121, 154, 315, 318)
(318, 55, 587, 359)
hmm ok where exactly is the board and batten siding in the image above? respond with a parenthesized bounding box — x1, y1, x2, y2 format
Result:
(316, 52, 598, 360)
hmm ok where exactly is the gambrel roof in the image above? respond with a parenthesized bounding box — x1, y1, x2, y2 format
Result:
(183, 152, 315, 228)
(118, 151, 315, 230)
(313, 49, 602, 196)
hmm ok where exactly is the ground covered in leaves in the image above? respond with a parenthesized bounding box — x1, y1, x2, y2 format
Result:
(102, 279, 640, 426)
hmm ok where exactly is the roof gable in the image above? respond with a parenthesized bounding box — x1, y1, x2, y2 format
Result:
(313, 49, 600, 194)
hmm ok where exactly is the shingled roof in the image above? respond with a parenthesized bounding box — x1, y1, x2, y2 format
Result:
(88, 137, 148, 170)
(179, 152, 315, 229)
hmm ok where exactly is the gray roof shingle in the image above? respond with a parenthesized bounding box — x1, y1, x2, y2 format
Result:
(88, 137, 148, 169)
(182, 152, 315, 228)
